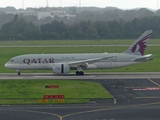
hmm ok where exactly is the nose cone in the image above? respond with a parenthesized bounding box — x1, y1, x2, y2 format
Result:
(5, 62, 15, 69)
(4, 63, 8, 68)
(5, 63, 9, 68)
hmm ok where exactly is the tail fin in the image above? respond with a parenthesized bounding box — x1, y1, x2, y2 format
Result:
(124, 30, 152, 56)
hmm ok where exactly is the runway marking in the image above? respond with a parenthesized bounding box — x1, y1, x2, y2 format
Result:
(132, 87, 160, 91)
(1, 102, 160, 120)
(34, 76, 57, 78)
(61, 102, 160, 119)
(0, 109, 63, 120)
(1, 105, 10, 106)
(124, 86, 158, 88)
(33, 76, 96, 78)
(147, 78, 160, 87)
(136, 97, 160, 99)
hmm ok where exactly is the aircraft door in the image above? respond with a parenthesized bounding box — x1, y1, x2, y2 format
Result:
(118, 56, 123, 68)
(111, 56, 117, 68)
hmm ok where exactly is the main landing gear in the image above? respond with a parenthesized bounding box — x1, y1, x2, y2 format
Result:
(76, 71, 84, 76)
(16, 70, 21, 76)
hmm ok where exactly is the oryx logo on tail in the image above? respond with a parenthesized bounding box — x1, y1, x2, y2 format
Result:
(131, 33, 151, 55)
(124, 30, 152, 56)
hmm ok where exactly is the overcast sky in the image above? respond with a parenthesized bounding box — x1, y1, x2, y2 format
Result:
(0, 0, 159, 10)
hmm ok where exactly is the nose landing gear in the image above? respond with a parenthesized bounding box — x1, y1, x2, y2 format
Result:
(16, 70, 21, 76)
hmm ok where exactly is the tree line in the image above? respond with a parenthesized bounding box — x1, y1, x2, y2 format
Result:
(0, 15, 160, 40)
(0, 7, 158, 28)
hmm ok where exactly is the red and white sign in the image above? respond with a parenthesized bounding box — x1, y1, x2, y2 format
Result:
(49, 85, 59, 88)
(146, 87, 160, 90)
(44, 95, 65, 99)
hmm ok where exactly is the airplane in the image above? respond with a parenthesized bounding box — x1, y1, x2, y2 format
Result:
(5, 30, 153, 76)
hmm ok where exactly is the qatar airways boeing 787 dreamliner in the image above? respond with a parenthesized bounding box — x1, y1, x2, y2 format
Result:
(5, 30, 153, 75)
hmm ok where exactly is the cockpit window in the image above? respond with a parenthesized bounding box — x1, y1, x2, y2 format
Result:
(11, 59, 14, 62)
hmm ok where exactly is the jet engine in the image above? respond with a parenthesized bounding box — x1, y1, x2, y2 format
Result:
(52, 63, 70, 74)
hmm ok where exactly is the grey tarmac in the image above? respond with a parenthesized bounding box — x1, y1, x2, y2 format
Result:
(0, 74, 160, 120)
(0, 72, 160, 80)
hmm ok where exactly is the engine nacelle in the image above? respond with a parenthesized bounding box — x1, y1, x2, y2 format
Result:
(52, 63, 70, 74)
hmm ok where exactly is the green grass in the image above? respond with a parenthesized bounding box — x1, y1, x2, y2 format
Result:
(0, 99, 90, 104)
(0, 46, 160, 73)
(0, 39, 160, 46)
(0, 80, 112, 104)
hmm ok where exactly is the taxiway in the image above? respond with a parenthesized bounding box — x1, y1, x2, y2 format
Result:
(1, 72, 160, 79)
(0, 73, 160, 120)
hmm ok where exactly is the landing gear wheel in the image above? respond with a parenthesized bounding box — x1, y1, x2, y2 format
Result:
(17, 71, 21, 76)
(76, 71, 80, 75)
(80, 71, 84, 75)
(18, 72, 21, 76)
(76, 71, 84, 76)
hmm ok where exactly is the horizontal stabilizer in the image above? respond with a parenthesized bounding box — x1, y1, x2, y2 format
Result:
(132, 54, 153, 62)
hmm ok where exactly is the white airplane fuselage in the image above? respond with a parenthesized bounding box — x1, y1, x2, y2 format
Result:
(5, 53, 147, 70)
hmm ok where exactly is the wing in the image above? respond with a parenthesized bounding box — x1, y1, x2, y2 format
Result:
(69, 56, 114, 67)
